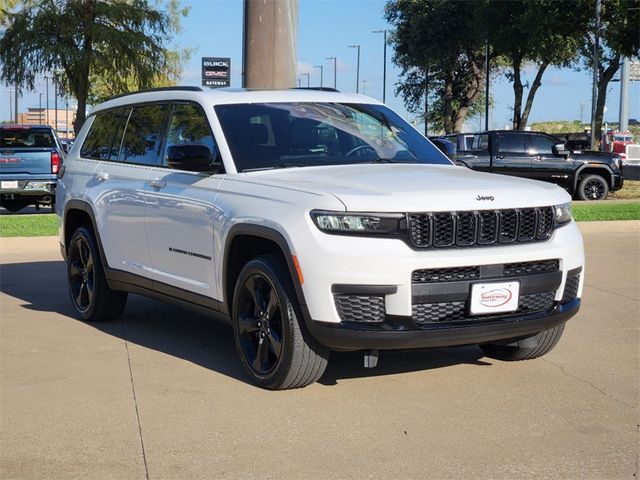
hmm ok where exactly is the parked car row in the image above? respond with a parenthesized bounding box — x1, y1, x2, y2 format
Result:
(432, 130, 624, 201)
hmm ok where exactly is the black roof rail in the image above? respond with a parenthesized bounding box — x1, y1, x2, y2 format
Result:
(291, 87, 340, 92)
(108, 86, 204, 101)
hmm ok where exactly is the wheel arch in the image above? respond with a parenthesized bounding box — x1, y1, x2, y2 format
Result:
(222, 224, 308, 319)
(63, 200, 108, 268)
(573, 164, 615, 190)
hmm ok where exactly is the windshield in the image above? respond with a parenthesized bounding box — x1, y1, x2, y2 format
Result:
(214, 102, 452, 172)
(0, 127, 56, 148)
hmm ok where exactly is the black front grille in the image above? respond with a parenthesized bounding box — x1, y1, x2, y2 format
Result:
(408, 207, 554, 249)
(412, 259, 559, 283)
(413, 291, 556, 325)
(561, 275, 580, 304)
(335, 294, 385, 323)
(503, 259, 560, 277)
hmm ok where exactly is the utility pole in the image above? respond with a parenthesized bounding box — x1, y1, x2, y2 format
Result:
(314, 65, 323, 88)
(14, 74, 18, 124)
(590, 0, 601, 149)
(619, 57, 630, 132)
(39, 93, 43, 124)
(301, 73, 310, 87)
(54, 78, 58, 133)
(326, 57, 337, 89)
(44, 75, 50, 125)
(7, 89, 12, 122)
(348, 44, 360, 93)
(484, 39, 490, 131)
(242, 0, 298, 88)
(373, 30, 387, 103)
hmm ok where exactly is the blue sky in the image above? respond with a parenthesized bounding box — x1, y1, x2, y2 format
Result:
(2, 0, 638, 130)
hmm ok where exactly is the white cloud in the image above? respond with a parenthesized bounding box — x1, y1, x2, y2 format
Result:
(547, 74, 569, 87)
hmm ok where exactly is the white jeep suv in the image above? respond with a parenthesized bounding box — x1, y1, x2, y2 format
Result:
(57, 87, 584, 389)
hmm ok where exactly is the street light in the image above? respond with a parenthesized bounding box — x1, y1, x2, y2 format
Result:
(326, 57, 337, 90)
(38, 93, 43, 124)
(372, 30, 387, 103)
(348, 44, 360, 93)
(301, 72, 310, 88)
(313, 65, 324, 88)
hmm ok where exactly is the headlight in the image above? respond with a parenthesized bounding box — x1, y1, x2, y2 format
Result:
(553, 202, 572, 225)
(612, 155, 622, 169)
(311, 210, 404, 234)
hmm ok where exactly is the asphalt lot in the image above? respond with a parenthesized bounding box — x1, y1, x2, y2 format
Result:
(1, 222, 638, 479)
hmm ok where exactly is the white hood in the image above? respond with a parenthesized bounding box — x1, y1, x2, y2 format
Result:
(244, 164, 571, 212)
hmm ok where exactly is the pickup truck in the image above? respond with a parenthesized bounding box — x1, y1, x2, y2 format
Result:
(0, 124, 64, 212)
(438, 130, 624, 201)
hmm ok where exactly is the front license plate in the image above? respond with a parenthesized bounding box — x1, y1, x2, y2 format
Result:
(470, 281, 520, 315)
(1, 181, 18, 189)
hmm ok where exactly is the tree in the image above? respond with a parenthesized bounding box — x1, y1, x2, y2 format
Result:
(0, 0, 189, 134)
(385, 0, 489, 133)
(489, 0, 590, 130)
(582, 0, 640, 148)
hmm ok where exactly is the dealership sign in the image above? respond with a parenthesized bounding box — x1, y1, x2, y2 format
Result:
(202, 57, 231, 88)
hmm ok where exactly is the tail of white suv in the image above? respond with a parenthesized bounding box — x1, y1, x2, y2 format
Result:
(57, 87, 584, 389)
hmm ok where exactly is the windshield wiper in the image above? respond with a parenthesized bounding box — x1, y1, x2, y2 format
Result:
(243, 163, 304, 172)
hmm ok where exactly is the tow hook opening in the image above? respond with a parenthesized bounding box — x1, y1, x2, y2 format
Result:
(364, 349, 379, 368)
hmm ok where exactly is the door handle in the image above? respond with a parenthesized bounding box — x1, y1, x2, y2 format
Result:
(94, 171, 109, 182)
(533, 156, 542, 162)
(495, 155, 504, 159)
(149, 178, 166, 189)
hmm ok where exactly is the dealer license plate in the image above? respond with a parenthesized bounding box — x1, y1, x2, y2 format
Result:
(1, 181, 18, 189)
(470, 281, 520, 315)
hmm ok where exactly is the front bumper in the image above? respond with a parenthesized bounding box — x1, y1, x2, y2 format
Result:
(612, 174, 624, 191)
(307, 298, 580, 351)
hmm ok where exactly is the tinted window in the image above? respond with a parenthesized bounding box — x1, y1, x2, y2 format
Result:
(498, 134, 526, 153)
(163, 103, 222, 172)
(81, 109, 129, 160)
(215, 102, 451, 172)
(471, 134, 488, 151)
(528, 135, 556, 154)
(1, 127, 56, 148)
(120, 104, 169, 165)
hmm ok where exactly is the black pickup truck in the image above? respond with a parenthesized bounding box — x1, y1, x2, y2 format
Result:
(437, 130, 624, 201)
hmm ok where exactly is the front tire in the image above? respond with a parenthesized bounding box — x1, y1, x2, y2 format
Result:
(232, 255, 329, 389)
(480, 324, 565, 361)
(578, 174, 609, 201)
(67, 226, 127, 322)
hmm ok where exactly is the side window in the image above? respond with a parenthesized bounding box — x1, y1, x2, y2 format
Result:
(81, 111, 122, 160)
(498, 134, 526, 153)
(472, 134, 488, 151)
(163, 103, 222, 172)
(528, 135, 556, 154)
(120, 104, 169, 165)
(108, 108, 131, 161)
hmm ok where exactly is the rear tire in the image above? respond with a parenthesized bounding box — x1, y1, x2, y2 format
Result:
(480, 324, 565, 361)
(232, 254, 329, 389)
(578, 174, 609, 201)
(67, 226, 127, 322)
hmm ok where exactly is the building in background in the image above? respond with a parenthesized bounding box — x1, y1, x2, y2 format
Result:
(16, 107, 77, 138)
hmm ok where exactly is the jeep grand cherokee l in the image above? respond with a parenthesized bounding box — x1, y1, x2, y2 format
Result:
(57, 87, 584, 389)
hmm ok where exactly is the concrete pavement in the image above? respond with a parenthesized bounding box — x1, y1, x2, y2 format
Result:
(1, 222, 638, 479)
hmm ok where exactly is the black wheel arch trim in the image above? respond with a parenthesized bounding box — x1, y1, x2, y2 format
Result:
(573, 164, 615, 190)
(222, 224, 309, 319)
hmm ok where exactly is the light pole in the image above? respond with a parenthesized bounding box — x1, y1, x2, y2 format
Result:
(348, 44, 360, 93)
(301, 72, 310, 87)
(6, 88, 13, 122)
(590, 0, 601, 149)
(361, 80, 367, 95)
(372, 30, 387, 103)
(44, 75, 50, 125)
(326, 57, 337, 89)
(38, 93, 43, 124)
(314, 65, 324, 88)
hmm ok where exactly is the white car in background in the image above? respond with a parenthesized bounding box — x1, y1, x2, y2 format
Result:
(57, 87, 584, 389)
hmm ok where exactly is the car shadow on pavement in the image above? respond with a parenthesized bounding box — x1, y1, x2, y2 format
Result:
(1, 260, 492, 387)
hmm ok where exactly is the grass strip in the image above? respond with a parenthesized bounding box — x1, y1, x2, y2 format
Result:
(0, 214, 58, 237)
(572, 201, 640, 222)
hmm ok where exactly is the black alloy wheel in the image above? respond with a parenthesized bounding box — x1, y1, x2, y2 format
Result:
(69, 235, 96, 313)
(578, 174, 609, 201)
(236, 274, 284, 375)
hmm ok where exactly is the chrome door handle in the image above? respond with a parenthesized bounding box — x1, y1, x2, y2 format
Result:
(149, 178, 166, 189)
(94, 171, 109, 182)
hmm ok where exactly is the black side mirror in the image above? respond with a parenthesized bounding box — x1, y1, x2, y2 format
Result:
(552, 143, 570, 156)
(166, 144, 217, 172)
(432, 138, 457, 158)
